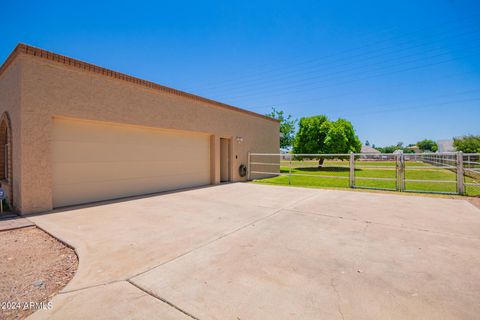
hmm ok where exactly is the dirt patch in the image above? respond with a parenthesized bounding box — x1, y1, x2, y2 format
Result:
(0, 227, 78, 319)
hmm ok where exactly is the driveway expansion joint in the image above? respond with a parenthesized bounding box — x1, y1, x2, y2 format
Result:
(128, 192, 321, 282)
(58, 192, 322, 300)
(129, 207, 285, 281)
(286, 208, 480, 241)
(25, 185, 480, 319)
(59, 279, 125, 295)
(330, 277, 345, 320)
(127, 280, 201, 320)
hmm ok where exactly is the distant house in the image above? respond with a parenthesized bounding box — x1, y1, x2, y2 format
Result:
(360, 145, 381, 159)
(361, 145, 381, 154)
(437, 139, 455, 153)
(407, 145, 421, 153)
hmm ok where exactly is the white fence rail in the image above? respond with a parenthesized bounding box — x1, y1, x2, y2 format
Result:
(248, 152, 480, 196)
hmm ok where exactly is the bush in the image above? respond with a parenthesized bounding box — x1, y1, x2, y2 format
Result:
(453, 135, 480, 153)
(416, 139, 438, 152)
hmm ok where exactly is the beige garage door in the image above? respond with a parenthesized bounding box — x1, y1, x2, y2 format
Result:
(52, 118, 211, 208)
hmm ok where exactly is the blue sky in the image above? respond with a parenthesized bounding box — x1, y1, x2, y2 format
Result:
(1, 0, 479, 147)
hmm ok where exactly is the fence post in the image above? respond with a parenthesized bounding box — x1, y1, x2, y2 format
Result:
(395, 154, 399, 191)
(349, 152, 355, 188)
(288, 154, 292, 185)
(457, 151, 464, 195)
(400, 153, 405, 191)
(396, 153, 405, 192)
(247, 152, 251, 181)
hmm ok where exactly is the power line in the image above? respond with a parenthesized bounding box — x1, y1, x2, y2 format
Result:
(210, 33, 480, 99)
(257, 88, 480, 116)
(215, 46, 480, 102)
(201, 24, 480, 94)
(320, 88, 480, 115)
(191, 14, 480, 91)
(246, 70, 480, 111)
(338, 96, 480, 117)
(188, 23, 401, 89)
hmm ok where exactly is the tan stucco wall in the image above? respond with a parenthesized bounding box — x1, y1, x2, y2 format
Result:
(16, 54, 279, 213)
(0, 59, 22, 210)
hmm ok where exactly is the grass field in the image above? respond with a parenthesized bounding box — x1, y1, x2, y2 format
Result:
(252, 160, 480, 196)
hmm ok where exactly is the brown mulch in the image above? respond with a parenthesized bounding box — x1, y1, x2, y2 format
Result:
(0, 227, 78, 319)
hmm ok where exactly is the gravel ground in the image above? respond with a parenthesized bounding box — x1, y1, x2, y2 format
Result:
(0, 227, 78, 319)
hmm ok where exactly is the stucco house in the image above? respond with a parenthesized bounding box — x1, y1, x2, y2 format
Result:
(0, 44, 279, 214)
(437, 139, 455, 153)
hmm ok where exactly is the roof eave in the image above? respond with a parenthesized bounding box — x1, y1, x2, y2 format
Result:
(0, 43, 280, 124)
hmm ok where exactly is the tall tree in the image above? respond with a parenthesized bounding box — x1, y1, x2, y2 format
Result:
(453, 135, 480, 153)
(293, 115, 361, 165)
(416, 139, 438, 152)
(265, 108, 297, 149)
(293, 115, 329, 155)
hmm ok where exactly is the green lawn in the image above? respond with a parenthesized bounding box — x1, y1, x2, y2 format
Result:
(252, 160, 480, 196)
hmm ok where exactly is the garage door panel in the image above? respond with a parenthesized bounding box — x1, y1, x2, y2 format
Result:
(53, 161, 210, 186)
(54, 120, 207, 145)
(53, 138, 209, 163)
(52, 118, 211, 207)
(53, 173, 208, 208)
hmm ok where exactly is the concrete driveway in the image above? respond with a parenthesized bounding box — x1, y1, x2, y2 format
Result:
(27, 183, 480, 320)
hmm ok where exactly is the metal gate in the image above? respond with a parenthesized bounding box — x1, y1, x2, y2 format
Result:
(248, 152, 480, 196)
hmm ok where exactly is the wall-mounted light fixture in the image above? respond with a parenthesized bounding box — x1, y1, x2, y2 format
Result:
(235, 136, 244, 143)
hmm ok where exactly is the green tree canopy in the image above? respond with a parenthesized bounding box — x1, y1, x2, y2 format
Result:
(265, 107, 297, 149)
(416, 139, 438, 152)
(453, 135, 480, 153)
(293, 115, 361, 156)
